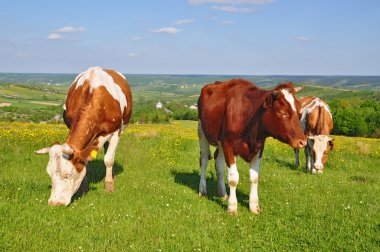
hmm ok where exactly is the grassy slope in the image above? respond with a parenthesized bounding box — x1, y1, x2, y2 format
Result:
(0, 122, 379, 251)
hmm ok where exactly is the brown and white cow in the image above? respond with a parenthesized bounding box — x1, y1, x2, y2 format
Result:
(35, 67, 132, 206)
(198, 79, 306, 214)
(294, 96, 334, 174)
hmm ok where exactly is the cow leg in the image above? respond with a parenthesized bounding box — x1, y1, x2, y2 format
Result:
(227, 159, 239, 215)
(305, 142, 312, 172)
(198, 121, 211, 196)
(249, 154, 261, 214)
(104, 133, 120, 192)
(215, 146, 227, 200)
(222, 142, 239, 214)
(294, 148, 300, 167)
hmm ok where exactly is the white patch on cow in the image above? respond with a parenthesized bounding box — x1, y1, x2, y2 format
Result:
(227, 161, 239, 214)
(301, 98, 332, 120)
(115, 71, 126, 79)
(104, 133, 120, 184)
(97, 134, 113, 149)
(310, 135, 330, 170)
(44, 144, 86, 206)
(282, 89, 296, 111)
(73, 67, 127, 114)
(249, 154, 261, 214)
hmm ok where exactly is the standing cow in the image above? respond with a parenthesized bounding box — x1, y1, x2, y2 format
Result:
(198, 79, 306, 214)
(35, 67, 132, 206)
(294, 96, 334, 174)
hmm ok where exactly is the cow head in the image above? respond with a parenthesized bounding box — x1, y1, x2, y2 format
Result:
(307, 135, 334, 172)
(35, 143, 88, 206)
(262, 83, 306, 149)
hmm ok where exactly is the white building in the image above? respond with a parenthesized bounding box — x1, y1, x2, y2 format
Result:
(189, 104, 198, 110)
(156, 101, 163, 109)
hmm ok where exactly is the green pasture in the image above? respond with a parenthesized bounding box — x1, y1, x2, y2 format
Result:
(0, 122, 379, 251)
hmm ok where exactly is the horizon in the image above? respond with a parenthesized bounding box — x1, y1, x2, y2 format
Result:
(1, 72, 380, 77)
(1, 1, 380, 75)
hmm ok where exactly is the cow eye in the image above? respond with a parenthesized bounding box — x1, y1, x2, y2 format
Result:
(62, 153, 70, 160)
(277, 111, 289, 119)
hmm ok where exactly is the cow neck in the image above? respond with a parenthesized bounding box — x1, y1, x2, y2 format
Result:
(66, 106, 100, 152)
(243, 92, 269, 155)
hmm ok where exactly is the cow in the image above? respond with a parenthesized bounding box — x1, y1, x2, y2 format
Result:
(198, 79, 306, 214)
(35, 67, 132, 206)
(294, 96, 334, 174)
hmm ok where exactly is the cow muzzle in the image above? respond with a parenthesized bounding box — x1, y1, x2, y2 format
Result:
(299, 140, 307, 148)
(312, 163, 324, 174)
(48, 199, 66, 206)
(292, 139, 307, 149)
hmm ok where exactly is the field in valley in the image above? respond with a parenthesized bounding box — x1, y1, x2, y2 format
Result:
(0, 121, 379, 251)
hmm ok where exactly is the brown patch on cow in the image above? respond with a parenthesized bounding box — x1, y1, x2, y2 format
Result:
(63, 68, 132, 172)
(198, 79, 306, 166)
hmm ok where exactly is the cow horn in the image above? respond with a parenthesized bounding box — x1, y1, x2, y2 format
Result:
(35, 147, 51, 155)
(272, 90, 280, 99)
(294, 86, 305, 93)
(62, 144, 74, 155)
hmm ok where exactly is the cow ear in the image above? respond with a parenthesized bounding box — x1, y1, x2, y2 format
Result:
(263, 94, 274, 109)
(35, 147, 51, 155)
(307, 135, 315, 140)
(294, 86, 305, 93)
(329, 140, 334, 150)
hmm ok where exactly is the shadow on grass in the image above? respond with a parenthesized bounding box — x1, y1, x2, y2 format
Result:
(271, 157, 313, 175)
(72, 160, 124, 201)
(272, 157, 298, 170)
(172, 170, 249, 211)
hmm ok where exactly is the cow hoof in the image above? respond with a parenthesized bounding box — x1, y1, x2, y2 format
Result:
(228, 203, 238, 215)
(250, 206, 261, 214)
(199, 191, 208, 197)
(104, 181, 115, 192)
(228, 208, 238, 215)
(199, 187, 208, 197)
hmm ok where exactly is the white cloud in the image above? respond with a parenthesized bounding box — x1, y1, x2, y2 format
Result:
(212, 5, 253, 13)
(47, 33, 64, 40)
(296, 36, 313, 43)
(189, 0, 273, 5)
(151, 27, 180, 34)
(128, 53, 139, 57)
(132, 36, 143, 41)
(55, 26, 86, 33)
(174, 19, 195, 25)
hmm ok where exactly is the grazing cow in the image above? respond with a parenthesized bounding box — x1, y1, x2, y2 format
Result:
(35, 67, 132, 206)
(198, 79, 306, 214)
(294, 96, 334, 174)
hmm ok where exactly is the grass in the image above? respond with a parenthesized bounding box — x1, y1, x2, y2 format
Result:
(0, 121, 379, 251)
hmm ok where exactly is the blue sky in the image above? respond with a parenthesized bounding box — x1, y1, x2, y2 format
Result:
(1, 0, 379, 75)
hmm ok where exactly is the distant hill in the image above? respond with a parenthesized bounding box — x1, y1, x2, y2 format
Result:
(0, 73, 379, 90)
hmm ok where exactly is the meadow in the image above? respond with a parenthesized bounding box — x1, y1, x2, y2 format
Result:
(0, 121, 379, 251)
